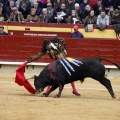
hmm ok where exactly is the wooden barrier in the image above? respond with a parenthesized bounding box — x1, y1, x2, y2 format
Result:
(0, 22, 116, 39)
(0, 36, 120, 65)
(8, 30, 71, 38)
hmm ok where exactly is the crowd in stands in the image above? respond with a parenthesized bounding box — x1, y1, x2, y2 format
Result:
(0, 0, 120, 27)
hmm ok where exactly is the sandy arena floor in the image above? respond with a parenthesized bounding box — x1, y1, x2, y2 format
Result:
(0, 73, 120, 120)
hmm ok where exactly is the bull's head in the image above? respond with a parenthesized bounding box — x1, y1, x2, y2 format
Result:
(34, 75, 45, 94)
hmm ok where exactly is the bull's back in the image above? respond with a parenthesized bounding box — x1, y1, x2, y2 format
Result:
(65, 58, 105, 84)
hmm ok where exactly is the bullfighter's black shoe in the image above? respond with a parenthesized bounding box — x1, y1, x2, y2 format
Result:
(72, 91, 80, 96)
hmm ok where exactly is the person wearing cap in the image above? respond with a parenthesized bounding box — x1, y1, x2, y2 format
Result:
(27, 37, 80, 96)
(71, 25, 84, 38)
(7, 7, 25, 22)
(47, 2, 54, 20)
(0, 26, 8, 35)
(111, 9, 120, 25)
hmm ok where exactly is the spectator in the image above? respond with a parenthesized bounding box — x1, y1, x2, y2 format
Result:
(18, 1, 30, 19)
(66, 0, 75, 16)
(68, 10, 80, 24)
(102, 0, 116, 13)
(29, 0, 37, 6)
(90, 0, 98, 8)
(74, 3, 83, 23)
(111, 9, 120, 25)
(26, 8, 39, 22)
(53, 0, 61, 10)
(84, 10, 96, 27)
(80, 0, 89, 12)
(50, 8, 67, 23)
(107, 6, 114, 24)
(97, 10, 109, 30)
(47, 3, 54, 21)
(5, 0, 15, 20)
(93, 0, 104, 16)
(39, 8, 49, 22)
(0, 3, 5, 21)
(7, 7, 25, 22)
(82, 5, 91, 22)
(36, 0, 46, 10)
(19, 0, 31, 8)
(0, 26, 8, 35)
(32, 2, 42, 16)
(60, 3, 69, 16)
(5, 0, 17, 7)
(71, 25, 84, 38)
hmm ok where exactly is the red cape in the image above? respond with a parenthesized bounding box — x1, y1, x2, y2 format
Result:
(15, 62, 36, 94)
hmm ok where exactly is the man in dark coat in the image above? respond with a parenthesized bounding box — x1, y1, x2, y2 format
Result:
(0, 26, 8, 35)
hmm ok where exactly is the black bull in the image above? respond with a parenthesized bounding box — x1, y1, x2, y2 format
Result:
(34, 58, 120, 98)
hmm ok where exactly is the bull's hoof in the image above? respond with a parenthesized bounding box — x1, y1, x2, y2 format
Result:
(112, 96, 116, 99)
(72, 91, 81, 96)
(35, 90, 40, 94)
(42, 93, 49, 97)
(54, 95, 60, 98)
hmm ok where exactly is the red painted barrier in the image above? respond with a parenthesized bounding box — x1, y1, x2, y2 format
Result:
(0, 36, 120, 65)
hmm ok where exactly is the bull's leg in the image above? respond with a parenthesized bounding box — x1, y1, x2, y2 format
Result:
(54, 81, 64, 98)
(42, 85, 58, 97)
(97, 77, 116, 98)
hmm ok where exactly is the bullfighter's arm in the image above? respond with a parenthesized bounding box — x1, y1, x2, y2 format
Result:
(27, 52, 44, 63)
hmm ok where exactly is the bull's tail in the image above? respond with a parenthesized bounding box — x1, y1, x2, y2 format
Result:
(99, 58, 120, 69)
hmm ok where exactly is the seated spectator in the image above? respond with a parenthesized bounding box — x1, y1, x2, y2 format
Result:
(74, 3, 83, 23)
(90, 0, 98, 8)
(5, 0, 17, 7)
(26, 8, 39, 22)
(50, 8, 67, 23)
(84, 10, 96, 27)
(82, 5, 91, 22)
(5, 0, 15, 20)
(32, 2, 42, 16)
(68, 10, 80, 24)
(54, 0, 61, 10)
(0, 26, 8, 35)
(107, 6, 114, 24)
(65, 0, 75, 16)
(18, 0, 31, 8)
(97, 10, 109, 30)
(60, 3, 69, 16)
(0, 3, 5, 21)
(71, 25, 84, 38)
(7, 7, 25, 22)
(47, 3, 54, 21)
(18, 1, 30, 19)
(111, 9, 120, 25)
(39, 8, 49, 23)
(93, 0, 104, 16)
(80, 0, 89, 12)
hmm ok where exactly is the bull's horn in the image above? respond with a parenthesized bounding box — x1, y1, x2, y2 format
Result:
(26, 76, 34, 81)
